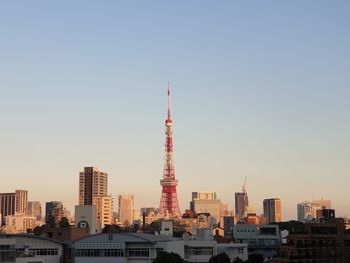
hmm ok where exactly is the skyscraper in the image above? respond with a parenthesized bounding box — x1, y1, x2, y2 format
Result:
(79, 167, 108, 205)
(263, 198, 282, 224)
(118, 194, 134, 226)
(235, 192, 248, 221)
(235, 177, 249, 222)
(159, 83, 181, 217)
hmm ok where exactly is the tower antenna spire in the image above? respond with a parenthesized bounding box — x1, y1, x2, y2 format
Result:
(168, 81, 171, 119)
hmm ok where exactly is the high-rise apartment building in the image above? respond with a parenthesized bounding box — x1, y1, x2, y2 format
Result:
(93, 196, 113, 229)
(0, 190, 28, 218)
(235, 192, 249, 221)
(45, 201, 64, 225)
(27, 201, 42, 221)
(118, 194, 134, 226)
(79, 167, 108, 205)
(263, 198, 281, 224)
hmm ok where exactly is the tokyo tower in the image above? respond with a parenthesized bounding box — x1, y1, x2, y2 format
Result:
(158, 82, 181, 217)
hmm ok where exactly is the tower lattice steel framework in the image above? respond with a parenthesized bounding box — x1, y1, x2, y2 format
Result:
(158, 83, 181, 217)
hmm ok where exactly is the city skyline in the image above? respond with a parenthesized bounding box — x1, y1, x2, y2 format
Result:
(0, 1, 349, 220)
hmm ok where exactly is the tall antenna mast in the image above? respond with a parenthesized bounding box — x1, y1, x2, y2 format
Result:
(167, 81, 171, 119)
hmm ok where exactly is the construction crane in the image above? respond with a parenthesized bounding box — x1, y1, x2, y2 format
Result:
(242, 176, 247, 193)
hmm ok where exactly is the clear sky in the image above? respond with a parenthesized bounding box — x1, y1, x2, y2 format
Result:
(0, 1, 349, 220)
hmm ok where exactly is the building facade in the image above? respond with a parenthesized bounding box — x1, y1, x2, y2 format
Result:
(297, 199, 332, 223)
(233, 224, 281, 260)
(263, 198, 282, 224)
(72, 230, 248, 263)
(0, 190, 28, 219)
(75, 205, 100, 234)
(279, 218, 350, 262)
(27, 201, 42, 221)
(45, 201, 64, 225)
(0, 234, 64, 263)
(93, 196, 113, 229)
(4, 214, 37, 233)
(79, 167, 108, 205)
(118, 194, 134, 226)
(235, 192, 249, 221)
(190, 192, 221, 224)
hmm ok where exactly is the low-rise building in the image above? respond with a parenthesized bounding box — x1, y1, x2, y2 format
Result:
(233, 224, 281, 260)
(0, 234, 64, 263)
(4, 214, 37, 234)
(278, 218, 350, 262)
(72, 226, 248, 263)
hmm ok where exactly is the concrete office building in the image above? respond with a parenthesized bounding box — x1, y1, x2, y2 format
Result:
(118, 194, 134, 226)
(190, 192, 221, 224)
(263, 198, 282, 224)
(0, 234, 64, 263)
(93, 196, 113, 229)
(192, 192, 217, 200)
(15, 190, 28, 214)
(233, 224, 281, 259)
(72, 225, 248, 263)
(75, 205, 100, 234)
(0, 190, 28, 219)
(45, 201, 64, 225)
(79, 167, 108, 205)
(27, 201, 42, 221)
(235, 192, 248, 221)
(4, 214, 37, 233)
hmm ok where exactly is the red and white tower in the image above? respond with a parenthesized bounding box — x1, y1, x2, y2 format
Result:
(159, 82, 181, 217)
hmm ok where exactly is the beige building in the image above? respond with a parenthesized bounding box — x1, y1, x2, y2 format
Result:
(79, 167, 108, 205)
(93, 196, 113, 229)
(4, 214, 37, 233)
(118, 194, 134, 226)
(27, 201, 42, 221)
(263, 198, 282, 224)
(0, 190, 28, 217)
(190, 192, 221, 224)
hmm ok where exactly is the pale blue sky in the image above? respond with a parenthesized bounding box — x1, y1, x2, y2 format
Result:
(0, 1, 349, 220)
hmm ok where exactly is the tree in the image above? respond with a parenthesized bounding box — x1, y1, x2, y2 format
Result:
(46, 214, 57, 227)
(102, 224, 121, 233)
(209, 252, 231, 263)
(232, 256, 245, 263)
(59, 217, 70, 228)
(152, 251, 185, 263)
(277, 220, 305, 234)
(248, 253, 264, 263)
